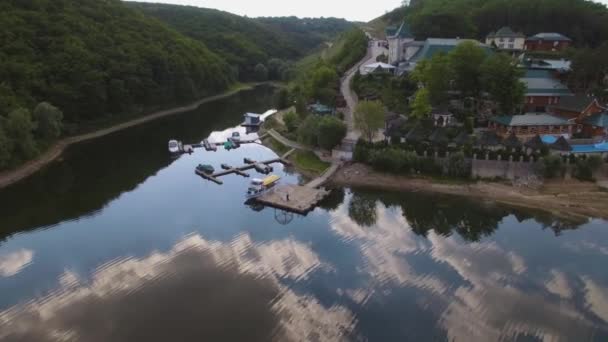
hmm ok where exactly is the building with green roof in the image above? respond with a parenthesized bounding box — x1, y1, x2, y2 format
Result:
(582, 112, 608, 138)
(489, 113, 573, 139)
(387, 22, 415, 65)
(521, 69, 573, 112)
(485, 27, 525, 51)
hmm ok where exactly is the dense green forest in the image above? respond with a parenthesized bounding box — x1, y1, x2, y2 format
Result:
(0, 0, 236, 169)
(129, 2, 354, 80)
(376, 0, 608, 47)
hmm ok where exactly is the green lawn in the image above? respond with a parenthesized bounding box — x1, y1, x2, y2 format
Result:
(293, 151, 330, 174)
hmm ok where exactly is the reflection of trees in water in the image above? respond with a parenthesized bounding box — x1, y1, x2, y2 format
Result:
(0, 86, 278, 242)
(347, 189, 588, 242)
(348, 192, 378, 227)
(317, 188, 345, 212)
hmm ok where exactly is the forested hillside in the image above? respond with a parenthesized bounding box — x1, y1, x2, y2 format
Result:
(374, 0, 608, 47)
(129, 3, 354, 80)
(0, 0, 233, 169)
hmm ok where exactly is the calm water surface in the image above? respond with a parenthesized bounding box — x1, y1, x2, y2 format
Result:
(1, 86, 608, 341)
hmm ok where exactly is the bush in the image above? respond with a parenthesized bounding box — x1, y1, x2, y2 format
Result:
(446, 152, 470, 178)
(317, 116, 347, 150)
(283, 111, 299, 133)
(296, 115, 320, 146)
(536, 155, 564, 179)
(573, 155, 604, 181)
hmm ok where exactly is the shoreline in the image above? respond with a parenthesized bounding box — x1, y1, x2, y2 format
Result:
(0, 83, 262, 190)
(330, 163, 608, 221)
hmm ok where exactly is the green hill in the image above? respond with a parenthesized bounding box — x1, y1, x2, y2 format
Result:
(0, 0, 233, 124)
(128, 3, 354, 80)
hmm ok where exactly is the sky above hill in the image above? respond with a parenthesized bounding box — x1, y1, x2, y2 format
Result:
(128, 0, 405, 21)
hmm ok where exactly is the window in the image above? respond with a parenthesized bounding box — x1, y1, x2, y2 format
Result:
(499, 43, 505, 48)
(509, 38, 515, 42)
(499, 38, 504, 42)
(508, 44, 514, 49)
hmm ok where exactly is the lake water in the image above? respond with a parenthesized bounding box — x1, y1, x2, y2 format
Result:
(1, 85, 607, 341)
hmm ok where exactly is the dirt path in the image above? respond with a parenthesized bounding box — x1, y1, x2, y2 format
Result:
(331, 163, 608, 220)
(0, 84, 259, 190)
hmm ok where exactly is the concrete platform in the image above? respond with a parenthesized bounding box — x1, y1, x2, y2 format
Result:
(256, 184, 330, 214)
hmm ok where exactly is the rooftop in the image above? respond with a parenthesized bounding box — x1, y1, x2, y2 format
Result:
(387, 22, 413, 39)
(487, 26, 525, 38)
(550, 94, 600, 113)
(521, 69, 572, 96)
(491, 113, 572, 127)
(528, 32, 572, 42)
(410, 38, 492, 64)
(583, 112, 608, 128)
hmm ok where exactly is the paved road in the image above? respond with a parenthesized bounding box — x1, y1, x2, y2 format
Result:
(340, 40, 386, 141)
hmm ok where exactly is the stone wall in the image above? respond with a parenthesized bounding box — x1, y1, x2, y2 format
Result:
(471, 157, 536, 180)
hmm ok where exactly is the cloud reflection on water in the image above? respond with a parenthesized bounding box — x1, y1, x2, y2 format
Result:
(0, 249, 34, 277)
(0, 233, 354, 342)
(330, 195, 608, 341)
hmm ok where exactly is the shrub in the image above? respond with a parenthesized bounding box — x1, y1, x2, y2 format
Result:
(446, 152, 470, 178)
(536, 155, 563, 179)
(573, 155, 604, 181)
(317, 116, 347, 150)
(283, 111, 299, 133)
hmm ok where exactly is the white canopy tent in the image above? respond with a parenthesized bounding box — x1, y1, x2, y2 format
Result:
(360, 62, 396, 75)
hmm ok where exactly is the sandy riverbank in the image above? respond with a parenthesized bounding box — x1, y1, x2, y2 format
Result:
(330, 163, 608, 220)
(0, 84, 265, 190)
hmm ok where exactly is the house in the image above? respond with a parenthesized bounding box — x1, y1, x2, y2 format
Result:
(431, 107, 454, 127)
(520, 56, 571, 73)
(360, 62, 396, 75)
(520, 69, 572, 112)
(242, 113, 262, 127)
(396, 38, 492, 75)
(386, 22, 415, 65)
(549, 94, 606, 123)
(308, 103, 334, 116)
(489, 113, 573, 139)
(582, 112, 608, 138)
(485, 27, 525, 51)
(524, 33, 572, 52)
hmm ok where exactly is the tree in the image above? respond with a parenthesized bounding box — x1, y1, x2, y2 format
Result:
(283, 111, 299, 133)
(481, 53, 525, 114)
(254, 63, 269, 81)
(410, 88, 432, 120)
(448, 41, 487, 98)
(297, 115, 320, 146)
(275, 88, 290, 109)
(6, 108, 38, 160)
(0, 124, 12, 168)
(267, 58, 286, 80)
(317, 116, 347, 150)
(355, 100, 385, 142)
(412, 53, 452, 105)
(33, 102, 63, 140)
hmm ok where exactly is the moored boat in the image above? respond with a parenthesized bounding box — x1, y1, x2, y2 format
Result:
(246, 175, 280, 199)
(196, 164, 215, 174)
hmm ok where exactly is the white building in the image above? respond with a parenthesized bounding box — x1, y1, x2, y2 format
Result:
(386, 22, 414, 65)
(485, 27, 525, 51)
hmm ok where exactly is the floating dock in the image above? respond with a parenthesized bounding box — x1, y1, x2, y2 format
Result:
(195, 155, 290, 185)
(256, 185, 330, 214)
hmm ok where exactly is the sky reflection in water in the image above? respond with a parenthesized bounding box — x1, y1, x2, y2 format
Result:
(0, 86, 607, 341)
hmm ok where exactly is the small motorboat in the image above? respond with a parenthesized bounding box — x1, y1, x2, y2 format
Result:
(196, 164, 215, 174)
(246, 175, 280, 199)
(168, 139, 180, 154)
(231, 131, 241, 141)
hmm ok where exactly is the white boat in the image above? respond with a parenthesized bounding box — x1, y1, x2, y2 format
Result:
(246, 175, 280, 199)
(231, 131, 241, 142)
(168, 140, 180, 154)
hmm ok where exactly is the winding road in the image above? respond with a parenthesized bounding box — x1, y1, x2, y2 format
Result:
(340, 40, 386, 141)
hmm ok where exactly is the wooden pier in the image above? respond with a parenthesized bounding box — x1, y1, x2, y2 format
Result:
(195, 155, 291, 185)
(256, 185, 330, 214)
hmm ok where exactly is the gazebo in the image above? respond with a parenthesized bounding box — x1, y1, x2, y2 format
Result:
(477, 131, 503, 150)
(503, 133, 522, 151)
(550, 136, 572, 154)
(524, 134, 545, 154)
